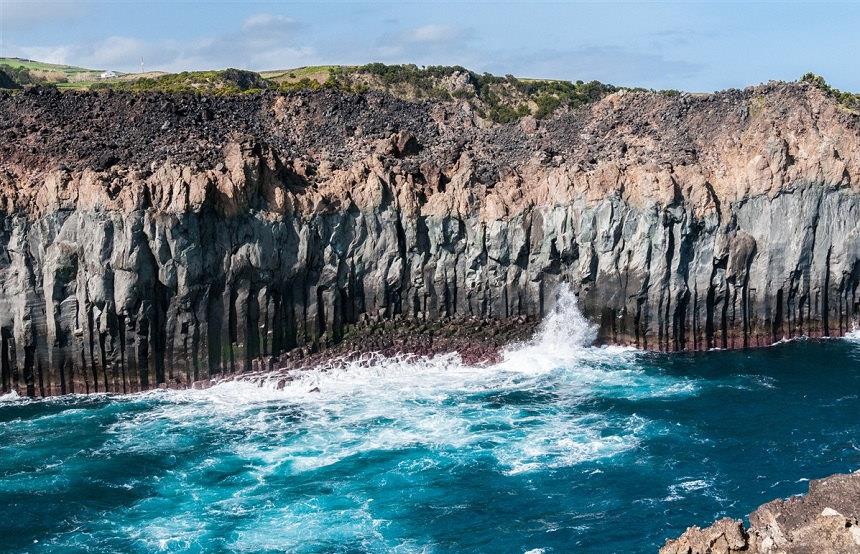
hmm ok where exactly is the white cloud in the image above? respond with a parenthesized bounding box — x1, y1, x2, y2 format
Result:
(242, 13, 299, 32)
(8, 12, 316, 72)
(370, 23, 475, 65)
(85, 36, 147, 67)
(410, 24, 464, 44)
(13, 45, 74, 65)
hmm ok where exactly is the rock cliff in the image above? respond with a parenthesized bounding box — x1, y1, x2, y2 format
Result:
(0, 81, 859, 396)
(661, 471, 860, 553)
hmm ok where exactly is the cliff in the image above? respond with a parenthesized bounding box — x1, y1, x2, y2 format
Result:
(0, 81, 859, 396)
(661, 471, 860, 553)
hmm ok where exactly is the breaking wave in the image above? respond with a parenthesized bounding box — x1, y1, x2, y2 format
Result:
(844, 328, 860, 341)
(123, 289, 689, 478)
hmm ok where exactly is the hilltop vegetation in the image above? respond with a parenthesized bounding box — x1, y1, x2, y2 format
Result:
(261, 65, 340, 86)
(6, 58, 856, 124)
(91, 68, 271, 94)
(305, 64, 617, 122)
(0, 70, 18, 90)
(801, 72, 860, 111)
(0, 57, 99, 75)
(0, 57, 104, 86)
(54, 62, 618, 121)
(268, 63, 617, 122)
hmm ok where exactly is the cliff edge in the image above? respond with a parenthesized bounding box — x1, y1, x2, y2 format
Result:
(1, 80, 859, 396)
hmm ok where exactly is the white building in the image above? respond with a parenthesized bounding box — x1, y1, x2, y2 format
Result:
(99, 71, 118, 79)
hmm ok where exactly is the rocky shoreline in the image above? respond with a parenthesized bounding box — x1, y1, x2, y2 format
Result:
(180, 315, 540, 391)
(661, 471, 860, 553)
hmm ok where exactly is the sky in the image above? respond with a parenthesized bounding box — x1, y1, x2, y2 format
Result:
(1, 0, 859, 92)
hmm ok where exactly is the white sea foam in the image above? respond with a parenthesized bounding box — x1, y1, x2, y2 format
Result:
(102, 288, 692, 478)
(0, 391, 22, 403)
(844, 327, 860, 341)
(663, 477, 720, 502)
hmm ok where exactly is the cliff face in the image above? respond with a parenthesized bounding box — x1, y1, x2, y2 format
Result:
(0, 82, 859, 396)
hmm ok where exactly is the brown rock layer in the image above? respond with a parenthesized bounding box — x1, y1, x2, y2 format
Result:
(661, 471, 860, 553)
(0, 82, 859, 396)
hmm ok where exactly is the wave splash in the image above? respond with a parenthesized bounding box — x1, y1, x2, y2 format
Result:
(142, 289, 692, 473)
(3, 292, 859, 553)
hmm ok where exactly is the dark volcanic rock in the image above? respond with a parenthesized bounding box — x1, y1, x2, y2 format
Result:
(0, 83, 859, 396)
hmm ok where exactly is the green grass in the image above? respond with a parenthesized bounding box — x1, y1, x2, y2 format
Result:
(90, 68, 271, 94)
(261, 65, 346, 84)
(0, 57, 105, 87)
(0, 57, 101, 75)
(54, 80, 99, 91)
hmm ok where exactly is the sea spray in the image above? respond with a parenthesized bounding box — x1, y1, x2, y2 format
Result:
(146, 290, 683, 480)
(225, 287, 637, 397)
(844, 327, 860, 341)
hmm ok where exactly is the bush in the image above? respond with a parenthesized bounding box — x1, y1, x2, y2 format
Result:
(92, 69, 271, 94)
(0, 64, 39, 86)
(801, 72, 860, 110)
(534, 95, 562, 119)
(0, 69, 19, 89)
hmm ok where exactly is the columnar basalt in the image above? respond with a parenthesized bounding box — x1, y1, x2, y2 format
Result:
(0, 82, 858, 396)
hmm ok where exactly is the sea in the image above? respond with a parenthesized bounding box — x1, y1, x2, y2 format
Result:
(1, 291, 858, 553)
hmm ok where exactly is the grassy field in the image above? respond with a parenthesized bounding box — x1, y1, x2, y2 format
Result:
(52, 71, 171, 91)
(0, 57, 99, 74)
(0, 57, 105, 84)
(261, 65, 348, 85)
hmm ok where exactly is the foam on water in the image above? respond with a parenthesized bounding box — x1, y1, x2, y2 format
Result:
(0, 390, 22, 403)
(134, 289, 689, 476)
(844, 327, 860, 341)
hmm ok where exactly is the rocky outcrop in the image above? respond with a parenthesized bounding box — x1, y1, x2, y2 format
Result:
(0, 81, 859, 396)
(661, 471, 860, 553)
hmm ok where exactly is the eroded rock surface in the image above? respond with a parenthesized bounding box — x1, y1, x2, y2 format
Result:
(0, 82, 859, 396)
(661, 471, 860, 553)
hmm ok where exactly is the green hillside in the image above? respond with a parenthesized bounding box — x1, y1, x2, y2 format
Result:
(90, 68, 271, 94)
(0, 57, 101, 75)
(0, 57, 105, 88)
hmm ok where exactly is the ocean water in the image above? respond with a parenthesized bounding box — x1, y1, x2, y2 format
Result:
(1, 294, 859, 553)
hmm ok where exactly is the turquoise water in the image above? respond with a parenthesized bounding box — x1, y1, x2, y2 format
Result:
(1, 295, 859, 553)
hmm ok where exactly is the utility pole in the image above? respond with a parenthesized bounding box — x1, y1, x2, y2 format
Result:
(140, 57, 145, 74)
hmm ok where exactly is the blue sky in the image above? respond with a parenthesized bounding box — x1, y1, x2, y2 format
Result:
(2, 1, 858, 92)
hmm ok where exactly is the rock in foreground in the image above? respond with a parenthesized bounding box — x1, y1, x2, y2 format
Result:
(661, 471, 860, 553)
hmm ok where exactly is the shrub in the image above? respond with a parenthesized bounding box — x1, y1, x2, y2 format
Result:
(0, 64, 38, 85)
(801, 72, 860, 110)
